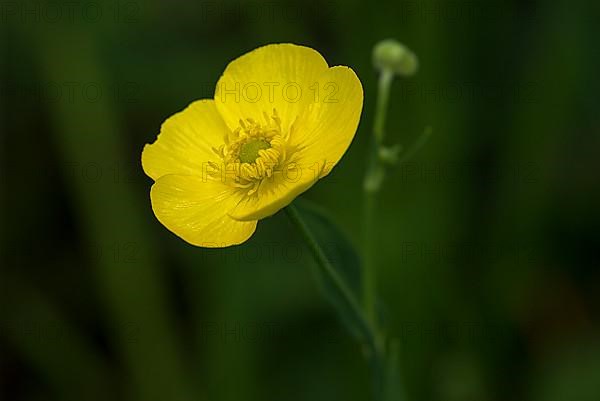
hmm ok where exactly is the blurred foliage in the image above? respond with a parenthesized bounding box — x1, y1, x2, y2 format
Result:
(1, 0, 599, 400)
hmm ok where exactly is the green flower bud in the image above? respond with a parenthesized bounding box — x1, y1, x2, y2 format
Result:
(373, 39, 418, 76)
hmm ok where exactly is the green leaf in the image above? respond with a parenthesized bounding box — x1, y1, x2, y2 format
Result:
(293, 198, 365, 340)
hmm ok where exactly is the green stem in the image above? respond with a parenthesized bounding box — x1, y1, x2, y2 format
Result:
(363, 67, 395, 325)
(396, 127, 433, 164)
(361, 68, 400, 400)
(363, 191, 377, 326)
(373, 69, 394, 145)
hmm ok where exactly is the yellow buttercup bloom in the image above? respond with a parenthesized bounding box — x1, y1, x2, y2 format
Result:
(142, 43, 363, 247)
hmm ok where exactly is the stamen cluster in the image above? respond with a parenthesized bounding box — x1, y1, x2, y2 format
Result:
(211, 109, 288, 196)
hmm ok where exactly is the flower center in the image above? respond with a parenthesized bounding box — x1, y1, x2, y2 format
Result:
(210, 109, 290, 196)
(239, 139, 271, 163)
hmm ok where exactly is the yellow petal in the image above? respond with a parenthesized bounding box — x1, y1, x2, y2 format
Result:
(214, 43, 329, 133)
(142, 99, 229, 181)
(228, 162, 321, 221)
(289, 66, 364, 178)
(228, 66, 363, 222)
(151, 175, 257, 247)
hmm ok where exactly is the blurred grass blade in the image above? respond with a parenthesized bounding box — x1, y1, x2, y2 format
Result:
(383, 340, 405, 401)
(0, 278, 114, 401)
(28, 27, 195, 401)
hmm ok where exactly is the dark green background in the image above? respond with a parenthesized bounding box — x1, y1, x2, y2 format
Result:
(2, 0, 599, 400)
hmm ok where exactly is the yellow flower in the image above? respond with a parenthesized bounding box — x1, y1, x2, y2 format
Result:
(142, 43, 363, 247)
